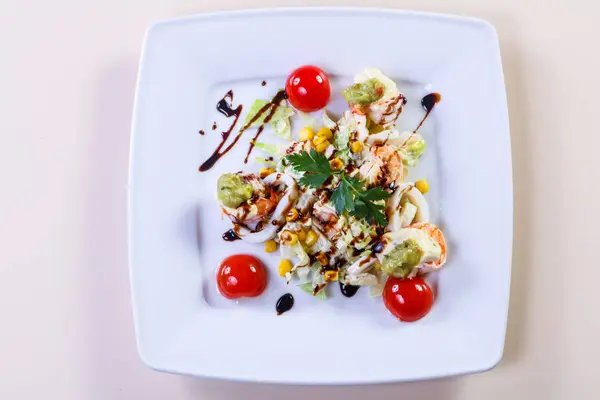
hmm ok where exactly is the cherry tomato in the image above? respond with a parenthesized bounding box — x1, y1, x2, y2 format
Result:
(216, 254, 267, 299)
(285, 65, 331, 112)
(383, 276, 434, 322)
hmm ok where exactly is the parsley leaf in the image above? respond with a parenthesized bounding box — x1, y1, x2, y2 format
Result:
(361, 187, 391, 201)
(365, 202, 388, 226)
(353, 198, 387, 226)
(299, 173, 329, 188)
(285, 149, 332, 175)
(331, 181, 354, 214)
(286, 149, 334, 189)
(286, 149, 390, 226)
(344, 175, 365, 192)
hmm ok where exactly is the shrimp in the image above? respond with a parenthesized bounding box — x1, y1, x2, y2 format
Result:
(232, 173, 299, 243)
(367, 93, 407, 128)
(409, 222, 447, 271)
(222, 185, 278, 226)
(358, 145, 403, 187)
(374, 145, 403, 186)
(243, 174, 268, 197)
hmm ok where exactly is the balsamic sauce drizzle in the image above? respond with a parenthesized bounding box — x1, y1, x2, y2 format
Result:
(340, 282, 360, 298)
(198, 90, 243, 172)
(241, 89, 287, 164)
(413, 92, 441, 133)
(276, 293, 294, 315)
(198, 89, 289, 171)
(222, 229, 241, 242)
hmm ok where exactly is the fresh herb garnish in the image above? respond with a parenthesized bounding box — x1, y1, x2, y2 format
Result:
(286, 149, 390, 226)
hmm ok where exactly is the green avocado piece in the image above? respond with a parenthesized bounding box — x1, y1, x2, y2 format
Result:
(341, 78, 385, 106)
(381, 238, 424, 278)
(217, 173, 253, 208)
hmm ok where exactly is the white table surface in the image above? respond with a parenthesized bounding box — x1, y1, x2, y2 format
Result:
(1, 0, 599, 399)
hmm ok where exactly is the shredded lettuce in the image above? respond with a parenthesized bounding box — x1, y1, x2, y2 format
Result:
(252, 141, 280, 155)
(296, 266, 311, 281)
(276, 157, 304, 180)
(243, 99, 295, 139)
(254, 157, 277, 166)
(280, 241, 310, 283)
(333, 114, 351, 163)
(276, 158, 286, 172)
(280, 242, 310, 269)
(298, 111, 320, 131)
(316, 288, 327, 300)
(343, 272, 378, 286)
(322, 110, 338, 131)
(341, 216, 377, 250)
(252, 141, 281, 166)
(298, 282, 327, 300)
(400, 139, 427, 167)
(306, 227, 333, 255)
(369, 271, 388, 297)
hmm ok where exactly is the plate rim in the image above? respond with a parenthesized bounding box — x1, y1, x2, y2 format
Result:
(128, 6, 512, 384)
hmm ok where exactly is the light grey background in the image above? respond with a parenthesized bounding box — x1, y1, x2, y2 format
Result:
(1, 0, 598, 399)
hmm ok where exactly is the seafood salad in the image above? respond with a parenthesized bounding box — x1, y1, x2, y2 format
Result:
(208, 66, 447, 321)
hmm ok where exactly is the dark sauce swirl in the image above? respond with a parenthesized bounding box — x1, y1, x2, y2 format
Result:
(413, 92, 441, 133)
(198, 90, 243, 172)
(241, 89, 287, 163)
(198, 89, 289, 171)
(340, 282, 360, 298)
(276, 293, 294, 315)
(222, 229, 241, 242)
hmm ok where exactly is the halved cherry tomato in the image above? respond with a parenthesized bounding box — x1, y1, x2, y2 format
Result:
(285, 65, 331, 112)
(216, 254, 267, 299)
(383, 276, 434, 322)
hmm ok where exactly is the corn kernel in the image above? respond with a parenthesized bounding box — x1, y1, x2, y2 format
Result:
(305, 231, 318, 247)
(259, 167, 275, 178)
(296, 229, 307, 242)
(316, 252, 329, 266)
(329, 158, 344, 171)
(285, 208, 299, 222)
(324, 270, 339, 281)
(350, 141, 363, 153)
(279, 259, 293, 277)
(315, 140, 330, 153)
(415, 179, 429, 194)
(317, 127, 333, 139)
(298, 127, 315, 142)
(264, 239, 277, 253)
(280, 230, 299, 245)
(313, 135, 328, 146)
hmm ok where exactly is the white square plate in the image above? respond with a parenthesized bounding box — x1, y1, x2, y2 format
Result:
(129, 8, 512, 384)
